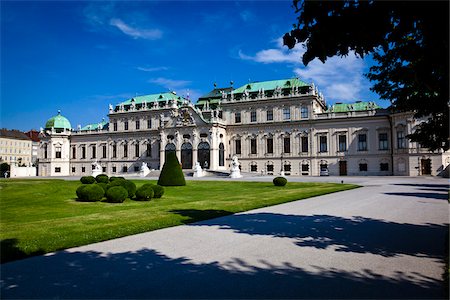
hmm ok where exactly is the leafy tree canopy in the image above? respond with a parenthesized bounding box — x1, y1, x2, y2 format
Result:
(284, 0, 449, 151)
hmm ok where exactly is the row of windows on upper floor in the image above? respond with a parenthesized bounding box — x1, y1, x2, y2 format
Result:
(0, 148, 31, 154)
(232, 131, 408, 155)
(232, 107, 309, 124)
(0, 140, 32, 147)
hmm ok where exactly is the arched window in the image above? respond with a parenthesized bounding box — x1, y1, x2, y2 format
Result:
(181, 143, 193, 169)
(198, 142, 210, 169)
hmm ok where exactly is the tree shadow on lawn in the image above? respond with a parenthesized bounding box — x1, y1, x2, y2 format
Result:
(178, 211, 448, 259)
(0, 239, 45, 264)
(1, 247, 445, 299)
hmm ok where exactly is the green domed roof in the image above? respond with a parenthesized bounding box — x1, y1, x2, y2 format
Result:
(45, 110, 72, 130)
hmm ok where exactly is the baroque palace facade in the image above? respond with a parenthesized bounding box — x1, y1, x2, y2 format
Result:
(38, 78, 449, 177)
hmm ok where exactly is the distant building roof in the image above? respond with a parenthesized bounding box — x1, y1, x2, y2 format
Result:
(196, 87, 233, 107)
(116, 92, 188, 108)
(45, 110, 72, 130)
(80, 119, 109, 131)
(25, 130, 40, 142)
(233, 78, 309, 94)
(0, 129, 31, 141)
(328, 101, 381, 112)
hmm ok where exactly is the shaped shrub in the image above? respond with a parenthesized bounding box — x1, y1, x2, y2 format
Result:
(95, 174, 109, 183)
(76, 185, 88, 199)
(107, 179, 136, 198)
(151, 185, 165, 198)
(273, 177, 287, 187)
(109, 176, 125, 182)
(97, 182, 108, 196)
(106, 186, 128, 203)
(135, 185, 154, 201)
(77, 184, 104, 202)
(158, 152, 186, 186)
(80, 176, 96, 184)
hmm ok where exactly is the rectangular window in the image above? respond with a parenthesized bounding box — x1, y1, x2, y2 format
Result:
(112, 166, 116, 173)
(147, 143, 152, 157)
(301, 164, 309, 172)
(380, 163, 389, 171)
(134, 166, 139, 172)
(250, 165, 257, 172)
(235, 112, 241, 123)
(397, 131, 405, 149)
(301, 106, 308, 118)
(82, 146, 86, 159)
(71, 167, 75, 173)
(135, 144, 140, 157)
(122, 166, 127, 173)
(55, 167, 61, 173)
(267, 138, 273, 154)
(112, 144, 117, 158)
(251, 139, 257, 154)
(319, 136, 327, 152)
(266, 109, 273, 121)
(283, 107, 291, 120)
(91, 145, 96, 159)
(284, 164, 291, 172)
(250, 111, 257, 122)
(359, 163, 368, 172)
(55, 147, 61, 159)
(72, 147, 76, 159)
(301, 136, 308, 153)
(102, 167, 106, 173)
(124, 121, 129, 131)
(135, 120, 140, 130)
(82, 167, 85, 173)
(338, 135, 347, 152)
(124, 144, 128, 157)
(113, 122, 117, 131)
(147, 119, 152, 129)
(102, 145, 106, 158)
(283, 137, 290, 153)
(267, 165, 274, 172)
(379, 133, 388, 150)
(235, 140, 241, 154)
(358, 134, 367, 151)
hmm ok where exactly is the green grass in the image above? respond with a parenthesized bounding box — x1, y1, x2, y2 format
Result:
(0, 179, 358, 263)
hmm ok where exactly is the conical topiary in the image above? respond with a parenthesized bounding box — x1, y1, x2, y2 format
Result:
(157, 151, 186, 186)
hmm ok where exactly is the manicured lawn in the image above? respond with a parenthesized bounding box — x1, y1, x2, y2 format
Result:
(0, 179, 358, 263)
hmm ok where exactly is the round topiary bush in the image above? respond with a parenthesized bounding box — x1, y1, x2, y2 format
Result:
(77, 184, 104, 202)
(97, 182, 108, 196)
(95, 174, 109, 183)
(135, 185, 154, 201)
(80, 176, 96, 184)
(109, 176, 125, 182)
(76, 185, 88, 199)
(273, 177, 287, 187)
(107, 179, 136, 198)
(105, 186, 128, 203)
(151, 184, 165, 198)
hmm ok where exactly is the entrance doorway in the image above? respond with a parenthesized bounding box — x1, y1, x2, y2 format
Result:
(339, 161, 347, 176)
(164, 143, 176, 161)
(198, 142, 210, 169)
(421, 158, 431, 175)
(181, 143, 193, 169)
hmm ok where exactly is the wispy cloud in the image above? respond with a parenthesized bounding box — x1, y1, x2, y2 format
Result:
(238, 38, 369, 102)
(137, 66, 169, 72)
(240, 10, 255, 22)
(149, 77, 192, 91)
(110, 18, 162, 40)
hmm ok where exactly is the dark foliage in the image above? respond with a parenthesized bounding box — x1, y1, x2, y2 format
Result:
(105, 186, 128, 203)
(107, 179, 136, 198)
(0, 162, 10, 177)
(80, 176, 96, 184)
(96, 182, 108, 196)
(76, 184, 104, 202)
(135, 186, 154, 201)
(151, 184, 165, 198)
(109, 176, 125, 182)
(158, 152, 186, 186)
(273, 177, 287, 186)
(95, 174, 109, 183)
(284, 1, 449, 151)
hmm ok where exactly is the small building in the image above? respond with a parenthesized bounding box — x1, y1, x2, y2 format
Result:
(0, 129, 33, 166)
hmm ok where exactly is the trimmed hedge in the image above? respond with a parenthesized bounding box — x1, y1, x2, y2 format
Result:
(76, 185, 88, 199)
(80, 176, 96, 184)
(97, 182, 108, 196)
(109, 176, 125, 182)
(273, 177, 287, 187)
(77, 184, 104, 202)
(142, 183, 165, 198)
(95, 174, 109, 183)
(106, 186, 128, 203)
(107, 179, 136, 198)
(135, 186, 154, 201)
(158, 152, 186, 186)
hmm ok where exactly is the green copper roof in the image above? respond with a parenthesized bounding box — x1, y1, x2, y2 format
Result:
(198, 87, 233, 101)
(233, 78, 309, 94)
(328, 101, 381, 112)
(80, 119, 108, 131)
(117, 92, 187, 107)
(45, 110, 72, 130)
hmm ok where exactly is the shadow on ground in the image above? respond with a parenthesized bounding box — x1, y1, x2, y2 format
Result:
(0, 239, 45, 264)
(1, 247, 445, 299)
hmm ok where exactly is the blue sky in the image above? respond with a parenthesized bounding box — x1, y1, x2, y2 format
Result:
(1, 1, 386, 131)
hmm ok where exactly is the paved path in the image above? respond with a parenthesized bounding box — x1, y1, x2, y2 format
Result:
(1, 177, 448, 299)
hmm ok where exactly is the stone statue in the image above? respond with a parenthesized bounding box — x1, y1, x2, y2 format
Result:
(193, 161, 204, 177)
(109, 104, 113, 112)
(230, 155, 242, 178)
(139, 162, 150, 177)
(92, 161, 102, 177)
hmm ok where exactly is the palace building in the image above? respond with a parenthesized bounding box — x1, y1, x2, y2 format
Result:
(37, 78, 450, 177)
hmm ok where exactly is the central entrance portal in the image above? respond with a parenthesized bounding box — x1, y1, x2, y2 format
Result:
(198, 142, 210, 169)
(181, 143, 193, 169)
(421, 158, 431, 175)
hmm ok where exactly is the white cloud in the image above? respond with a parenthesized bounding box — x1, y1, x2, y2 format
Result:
(109, 18, 162, 40)
(239, 41, 304, 64)
(137, 66, 169, 72)
(149, 77, 192, 91)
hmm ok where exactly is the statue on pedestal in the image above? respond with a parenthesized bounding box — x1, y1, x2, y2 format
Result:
(230, 155, 242, 178)
(193, 161, 204, 177)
